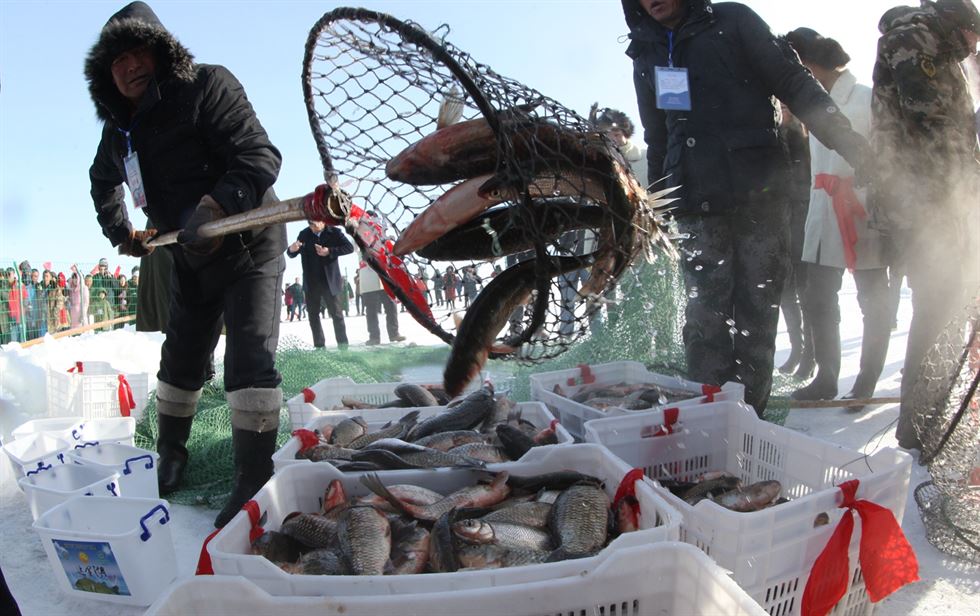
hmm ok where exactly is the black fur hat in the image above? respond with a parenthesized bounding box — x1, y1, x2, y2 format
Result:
(593, 108, 635, 138)
(785, 27, 851, 70)
(84, 2, 195, 122)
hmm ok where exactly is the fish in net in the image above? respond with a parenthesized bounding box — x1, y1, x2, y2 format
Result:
(299, 7, 676, 397)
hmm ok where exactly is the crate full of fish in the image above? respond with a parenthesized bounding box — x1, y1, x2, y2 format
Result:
(274, 387, 572, 473)
(529, 361, 744, 439)
(207, 444, 681, 596)
(47, 361, 150, 420)
(149, 542, 766, 616)
(285, 377, 478, 429)
(583, 401, 913, 616)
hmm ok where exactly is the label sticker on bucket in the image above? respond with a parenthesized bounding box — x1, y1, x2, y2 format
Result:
(52, 540, 131, 596)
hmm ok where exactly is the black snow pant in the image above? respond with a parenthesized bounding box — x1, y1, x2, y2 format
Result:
(158, 242, 284, 393)
(676, 195, 789, 416)
(362, 290, 400, 342)
(306, 282, 348, 347)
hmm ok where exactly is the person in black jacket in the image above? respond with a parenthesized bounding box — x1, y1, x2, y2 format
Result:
(623, 0, 872, 416)
(286, 220, 354, 348)
(85, 1, 287, 527)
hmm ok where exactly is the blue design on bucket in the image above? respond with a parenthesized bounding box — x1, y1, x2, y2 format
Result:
(70, 424, 86, 441)
(73, 441, 99, 450)
(106, 482, 118, 496)
(57, 453, 65, 464)
(26, 463, 53, 477)
(139, 504, 170, 542)
(122, 455, 154, 476)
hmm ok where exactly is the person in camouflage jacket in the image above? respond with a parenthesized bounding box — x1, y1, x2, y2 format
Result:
(869, 0, 980, 449)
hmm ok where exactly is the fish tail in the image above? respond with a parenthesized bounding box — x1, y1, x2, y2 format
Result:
(359, 474, 417, 517)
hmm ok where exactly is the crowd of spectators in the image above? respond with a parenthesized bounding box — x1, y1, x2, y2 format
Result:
(0, 258, 139, 343)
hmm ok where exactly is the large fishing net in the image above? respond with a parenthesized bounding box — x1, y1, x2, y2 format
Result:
(911, 297, 980, 563)
(301, 7, 674, 395)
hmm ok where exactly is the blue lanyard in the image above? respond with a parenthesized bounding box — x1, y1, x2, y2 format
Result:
(116, 117, 140, 155)
(668, 30, 675, 68)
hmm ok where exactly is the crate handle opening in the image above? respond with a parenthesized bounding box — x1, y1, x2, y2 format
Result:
(107, 482, 118, 496)
(139, 504, 171, 542)
(123, 454, 155, 475)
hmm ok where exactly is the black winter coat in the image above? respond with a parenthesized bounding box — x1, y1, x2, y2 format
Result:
(287, 226, 354, 296)
(85, 2, 286, 267)
(623, 0, 868, 216)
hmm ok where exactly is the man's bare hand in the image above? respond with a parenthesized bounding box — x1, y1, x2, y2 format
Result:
(315, 245, 330, 257)
(289, 240, 303, 253)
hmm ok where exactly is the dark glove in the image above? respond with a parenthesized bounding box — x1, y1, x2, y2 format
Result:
(117, 227, 157, 258)
(177, 195, 226, 256)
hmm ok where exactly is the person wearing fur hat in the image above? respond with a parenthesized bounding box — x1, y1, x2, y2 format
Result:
(85, 1, 287, 527)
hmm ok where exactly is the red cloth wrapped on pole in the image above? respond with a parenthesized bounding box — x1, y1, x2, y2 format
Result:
(813, 174, 866, 271)
(801, 479, 919, 616)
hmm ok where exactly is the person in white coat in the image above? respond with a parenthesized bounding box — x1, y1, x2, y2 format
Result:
(358, 250, 405, 346)
(786, 29, 891, 407)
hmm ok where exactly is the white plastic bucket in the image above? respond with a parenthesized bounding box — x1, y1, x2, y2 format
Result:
(11, 417, 80, 442)
(2, 433, 70, 478)
(33, 496, 177, 607)
(70, 417, 136, 447)
(18, 463, 121, 521)
(67, 443, 159, 499)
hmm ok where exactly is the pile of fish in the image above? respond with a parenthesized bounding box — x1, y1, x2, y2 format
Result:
(552, 381, 700, 412)
(293, 387, 560, 470)
(323, 382, 456, 411)
(250, 470, 641, 575)
(660, 472, 785, 512)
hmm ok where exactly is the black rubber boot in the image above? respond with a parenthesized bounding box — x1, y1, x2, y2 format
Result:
(214, 428, 277, 528)
(156, 414, 194, 496)
(791, 316, 840, 401)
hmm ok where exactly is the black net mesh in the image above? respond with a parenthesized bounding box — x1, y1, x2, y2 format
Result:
(302, 7, 673, 391)
(911, 297, 980, 562)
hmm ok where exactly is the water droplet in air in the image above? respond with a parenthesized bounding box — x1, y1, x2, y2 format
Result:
(694, 265, 703, 271)
(740, 330, 749, 336)
(729, 327, 738, 335)
(717, 259, 726, 265)
(757, 283, 766, 288)
(725, 318, 736, 326)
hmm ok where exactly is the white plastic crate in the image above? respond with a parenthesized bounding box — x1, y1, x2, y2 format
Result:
(209, 444, 681, 597)
(11, 417, 80, 442)
(529, 360, 744, 440)
(47, 361, 150, 420)
(67, 443, 159, 499)
(149, 542, 766, 616)
(285, 376, 480, 429)
(18, 463, 121, 521)
(273, 401, 572, 472)
(2, 432, 70, 478)
(583, 401, 913, 616)
(33, 496, 177, 607)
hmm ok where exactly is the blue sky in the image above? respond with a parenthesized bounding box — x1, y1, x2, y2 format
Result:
(0, 0, 911, 281)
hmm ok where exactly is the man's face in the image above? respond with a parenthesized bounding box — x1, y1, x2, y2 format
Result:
(308, 220, 326, 233)
(31, 270, 39, 282)
(642, 0, 687, 28)
(42, 271, 52, 284)
(111, 46, 156, 104)
(99, 265, 108, 275)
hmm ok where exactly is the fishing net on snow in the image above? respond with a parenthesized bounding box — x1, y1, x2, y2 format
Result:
(300, 7, 675, 396)
(911, 296, 980, 563)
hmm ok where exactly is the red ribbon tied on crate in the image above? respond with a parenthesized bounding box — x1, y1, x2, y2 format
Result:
(302, 387, 316, 403)
(814, 174, 866, 271)
(117, 375, 135, 417)
(567, 364, 597, 387)
(292, 428, 320, 453)
(68, 361, 84, 373)
(701, 383, 721, 403)
(801, 479, 919, 616)
(195, 501, 265, 575)
(612, 468, 645, 533)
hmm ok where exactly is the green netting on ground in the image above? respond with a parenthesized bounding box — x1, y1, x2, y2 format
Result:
(136, 257, 800, 508)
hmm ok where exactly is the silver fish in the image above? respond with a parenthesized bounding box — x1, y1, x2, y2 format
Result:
(337, 505, 391, 576)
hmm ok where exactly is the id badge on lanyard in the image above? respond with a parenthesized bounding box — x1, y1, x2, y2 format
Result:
(655, 30, 692, 111)
(121, 128, 148, 210)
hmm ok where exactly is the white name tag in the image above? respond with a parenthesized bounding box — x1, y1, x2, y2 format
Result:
(655, 66, 692, 111)
(123, 150, 148, 210)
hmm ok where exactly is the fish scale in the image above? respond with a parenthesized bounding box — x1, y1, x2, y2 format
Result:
(548, 484, 610, 558)
(337, 506, 391, 576)
(279, 513, 339, 549)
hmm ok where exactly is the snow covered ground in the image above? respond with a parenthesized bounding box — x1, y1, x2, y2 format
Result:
(0, 282, 977, 614)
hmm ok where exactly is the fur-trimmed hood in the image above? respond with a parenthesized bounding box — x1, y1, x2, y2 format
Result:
(84, 2, 195, 123)
(621, 0, 713, 33)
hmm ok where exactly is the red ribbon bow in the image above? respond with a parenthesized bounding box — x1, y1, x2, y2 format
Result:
(68, 361, 84, 373)
(117, 375, 135, 417)
(814, 174, 866, 271)
(195, 500, 265, 575)
(701, 384, 721, 403)
(801, 479, 919, 616)
(292, 428, 320, 453)
(613, 468, 646, 508)
(302, 387, 316, 403)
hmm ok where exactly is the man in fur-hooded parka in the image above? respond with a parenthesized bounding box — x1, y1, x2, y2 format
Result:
(85, 1, 287, 528)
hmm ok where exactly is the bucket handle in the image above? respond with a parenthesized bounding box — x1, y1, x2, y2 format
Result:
(106, 482, 118, 496)
(139, 504, 170, 542)
(123, 454, 155, 475)
(26, 463, 52, 477)
(70, 423, 87, 441)
(73, 441, 99, 450)
(57, 453, 65, 464)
